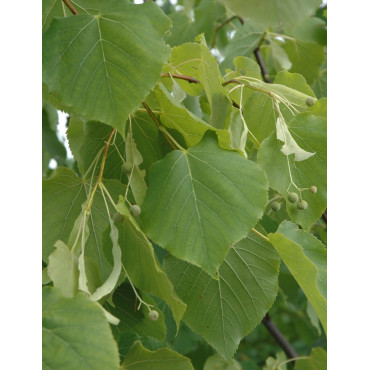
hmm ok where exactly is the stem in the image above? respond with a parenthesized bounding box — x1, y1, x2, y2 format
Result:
(142, 101, 177, 150)
(211, 15, 244, 48)
(121, 263, 154, 312)
(62, 0, 78, 15)
(262, 313, 299, 360)
(251, 228, 269, 242)
(85, 129, 116, 213)
(161, 73, 200, 84)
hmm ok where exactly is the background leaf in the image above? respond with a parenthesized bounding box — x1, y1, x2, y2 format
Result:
(164, 229, 280, 359)
(121, 341, 193, 369)
(268, 221, 327, 333)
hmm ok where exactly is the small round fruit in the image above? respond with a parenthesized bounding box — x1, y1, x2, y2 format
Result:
(130, 204, 141, 216)
(306, 97, 316, 106)
(309, 186, 318, 194)
(148, 310, 159, 321)
(271, 201, 281, 212)
(297, 200, 308, 210)
(113, 212, 124, 223)
(121, 162, 132, 174)
(287, 192, 299, 203)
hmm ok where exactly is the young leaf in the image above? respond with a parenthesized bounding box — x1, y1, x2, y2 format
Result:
(120, 341, 193, 370)
(295, 347, 327, 370)
(141, 131, 268, 277)
(275, 117, 315, 161)
(42, 287, 120, 369)
(268, 221, 327, 333)
(43, 2, 171, 133)
(163, 228, 280, 360)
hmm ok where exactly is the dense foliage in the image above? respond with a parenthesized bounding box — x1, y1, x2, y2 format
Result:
(42, 0, 327, 368)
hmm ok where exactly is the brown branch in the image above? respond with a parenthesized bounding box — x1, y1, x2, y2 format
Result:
(322, 209, 327, 224)
(262, 313, 299, 360)
(62, 0, 78, 15)
(160, 73, 200, 84)
(253, 47, 271, 83)
(142, 102, 177, 150)
(222, 79, 243, 87)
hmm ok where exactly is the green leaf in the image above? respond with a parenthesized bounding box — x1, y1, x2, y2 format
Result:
(142, 131, 268, 276)
(204, 354, 242, 370)
(219, 0, 321, 28)
(295, 347, 327, 370)
(154, 84, 212, 147)
(111, 197, 187, 329)
(198, 39, 231, 129)
(43, 2, 171, 133)
(289, 17, 327, 46)
(163, 228, 280, 359)
(263, 351, 287, 370)
(269, 39, 292, 70)
(268, 221, 327, 333)
(257, 113, 326, 229)
(243, 71, 316, 143)
(106, 283, 166, 342)
(220, 22, 264, 72)
(42, 0, 69, 31)
(47, 241, 78, 298)
(283, 40, 325, 84)
(42, 287, 120, 369)
(163, 42, 202, 96)
(121, 341, 193, 370)
(42, 167, 124, 280)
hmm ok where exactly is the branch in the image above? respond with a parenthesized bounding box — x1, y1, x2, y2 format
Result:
(160, 73, 200, 84)
(211, 16, 244, 48)
(262, 313, 299, 360)
(62, 0, 78, 15)
(253, 47, 271, 83)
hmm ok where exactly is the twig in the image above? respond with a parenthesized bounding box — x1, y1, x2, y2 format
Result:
(161, 73, 200, 84)
(253, 47, 271, 83)
(141, 102, 177, 150)
(211, 16, 244, 48)
(62, 0, 78, 15)
(262, 313, 299, 360)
